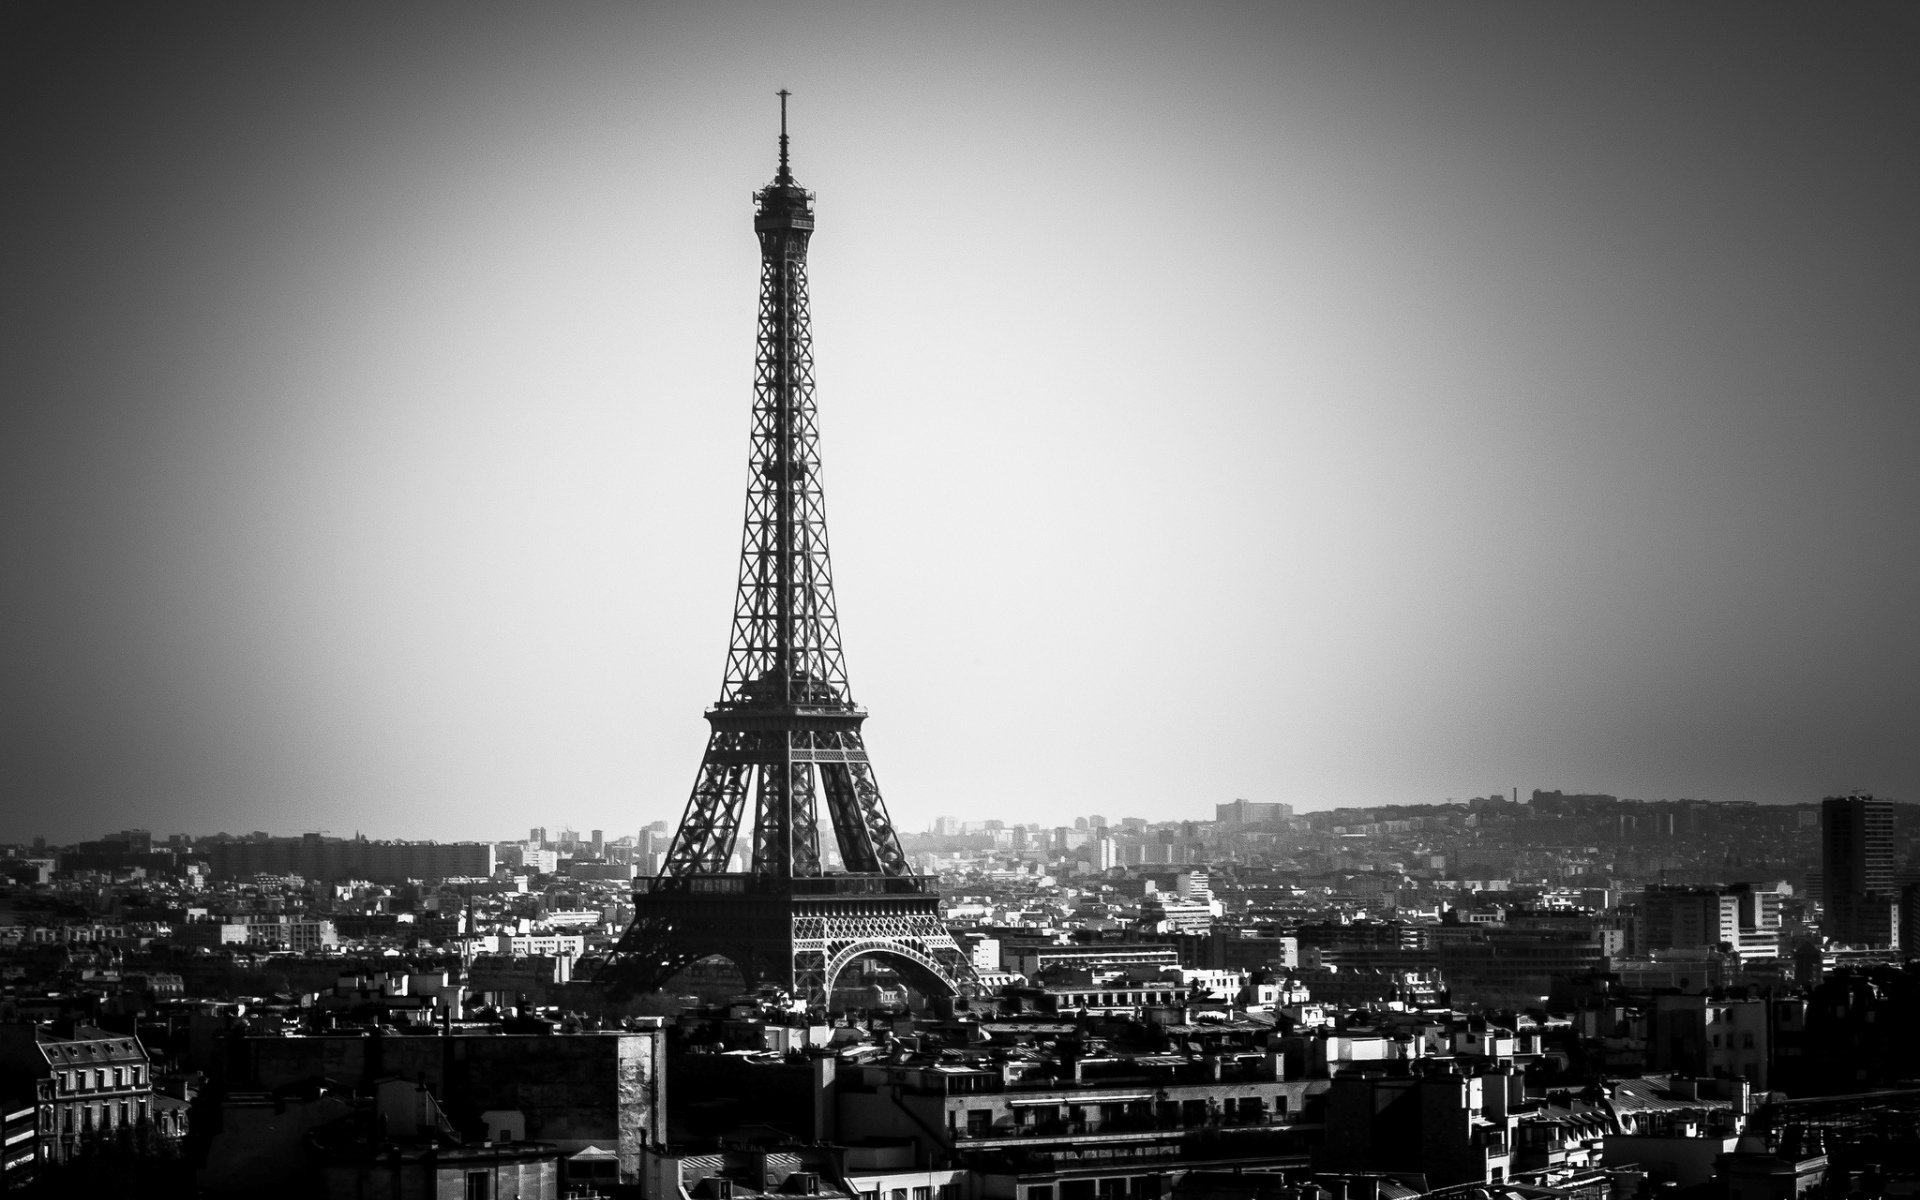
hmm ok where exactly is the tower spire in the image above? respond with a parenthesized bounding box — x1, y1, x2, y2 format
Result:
(776, 88, 793, 185)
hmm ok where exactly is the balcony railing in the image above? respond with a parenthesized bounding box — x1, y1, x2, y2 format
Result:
(963, 1112, 1291, 1142)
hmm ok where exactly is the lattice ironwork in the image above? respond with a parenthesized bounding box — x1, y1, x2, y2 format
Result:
(600, 95, 973, 1008)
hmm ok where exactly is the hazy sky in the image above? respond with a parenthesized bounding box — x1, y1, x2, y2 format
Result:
(5, 2, 1919, 844)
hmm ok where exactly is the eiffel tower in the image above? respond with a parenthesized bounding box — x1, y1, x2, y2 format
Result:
(601, 95, 975, 1009)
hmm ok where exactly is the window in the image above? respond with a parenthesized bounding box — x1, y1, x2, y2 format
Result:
(1027, 1189, 1054, 1200)
(966, 1109, 992, 1135)
(467, 1172, 491, 1200)
(913, 1188, 931, 1200)
(113, 1068, 124, 1088)
(1743, 1033, 1755, 1049)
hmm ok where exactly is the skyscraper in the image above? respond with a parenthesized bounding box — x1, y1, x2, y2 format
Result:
(1821, 794, 1896, 946)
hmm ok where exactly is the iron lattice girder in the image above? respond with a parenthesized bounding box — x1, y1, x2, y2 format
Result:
(656, 722, 901, 880)
(725, 187, 848, 707)
(603, 113, 970, 1006)
(653, 161, 913, 884)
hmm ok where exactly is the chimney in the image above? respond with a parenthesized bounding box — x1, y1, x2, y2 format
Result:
(811, 1054, 837, 1143)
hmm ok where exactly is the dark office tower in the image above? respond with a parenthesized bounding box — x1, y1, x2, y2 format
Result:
(599, 96, 974, 1008)
(1821, 794, 1896, 946)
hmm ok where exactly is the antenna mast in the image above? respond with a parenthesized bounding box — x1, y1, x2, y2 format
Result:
(776, 88, 793, 184)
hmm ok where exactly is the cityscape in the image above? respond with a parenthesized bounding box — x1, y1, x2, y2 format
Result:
(9, 128, 1920, 1199)
(3, 789, 1920, 1197)
(8, 4, 1920, 1200)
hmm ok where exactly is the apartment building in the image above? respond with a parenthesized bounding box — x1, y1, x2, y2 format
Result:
(0, 1024, 176, 1167)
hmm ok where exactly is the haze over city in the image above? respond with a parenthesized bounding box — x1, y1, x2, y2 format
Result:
(5, 2, 1919, 844)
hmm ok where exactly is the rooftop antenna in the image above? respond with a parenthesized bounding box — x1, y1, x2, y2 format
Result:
(776, 88, 793, 184)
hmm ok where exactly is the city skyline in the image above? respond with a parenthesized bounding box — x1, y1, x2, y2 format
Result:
(16, 787, 1902, 852)
(6, 3, 1920, 843)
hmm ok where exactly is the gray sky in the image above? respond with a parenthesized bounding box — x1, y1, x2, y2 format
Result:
(4, 2, 1918, 843)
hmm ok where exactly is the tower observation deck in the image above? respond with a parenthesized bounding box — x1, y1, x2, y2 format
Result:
(599, 95, 976, 1008)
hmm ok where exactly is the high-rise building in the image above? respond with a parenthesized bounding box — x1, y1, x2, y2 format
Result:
(1635, 885, 1779, 959)
(1821, 794, 1897, 946)
(1092, 833, 1117, 872)
(1214, 799, 1293, 826)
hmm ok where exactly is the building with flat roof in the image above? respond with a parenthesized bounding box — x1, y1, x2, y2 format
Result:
(1215, 800, 1293, 826)
(1821, 795, 1896, 946)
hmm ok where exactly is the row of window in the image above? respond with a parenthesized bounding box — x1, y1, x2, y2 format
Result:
(1051, 992, 1183, 1008)
(41, 1096, 151, 1134)
(1027, 1176, 1148, 1200)
(855, 1184, 958, 1200)
(56, 1066, 144, 1093)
